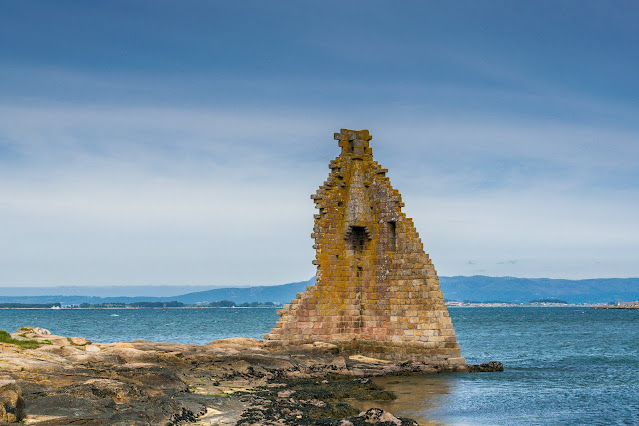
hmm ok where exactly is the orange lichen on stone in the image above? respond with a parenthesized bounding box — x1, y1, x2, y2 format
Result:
(265, 129, 464, 366)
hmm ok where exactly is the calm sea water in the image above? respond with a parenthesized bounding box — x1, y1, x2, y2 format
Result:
(1, 307, 638, 425)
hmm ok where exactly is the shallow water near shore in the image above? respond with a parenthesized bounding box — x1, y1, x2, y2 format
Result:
(362, 307, 639, 425)
(1, 306, 638, 424)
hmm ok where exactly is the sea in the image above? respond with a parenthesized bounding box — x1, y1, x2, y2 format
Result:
(1, 307, 638, 425)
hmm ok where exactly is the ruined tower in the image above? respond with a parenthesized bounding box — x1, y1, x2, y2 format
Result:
(265, 129, 463, 365)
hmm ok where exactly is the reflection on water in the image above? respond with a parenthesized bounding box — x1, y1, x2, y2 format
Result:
(350, 374, 453, 425)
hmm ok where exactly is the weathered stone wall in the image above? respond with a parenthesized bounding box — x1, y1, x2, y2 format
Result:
(265, 129, 463, 365)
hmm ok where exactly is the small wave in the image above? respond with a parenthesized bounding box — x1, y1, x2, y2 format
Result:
(110, 314, 119, 317)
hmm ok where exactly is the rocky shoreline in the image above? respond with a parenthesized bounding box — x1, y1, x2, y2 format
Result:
(0, 327, 502, 425)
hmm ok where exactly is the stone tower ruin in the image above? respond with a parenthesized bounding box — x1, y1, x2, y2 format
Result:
(265, 129, 463, 365)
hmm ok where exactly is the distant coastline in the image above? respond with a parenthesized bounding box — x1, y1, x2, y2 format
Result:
(3, 276, 639, 306)
(0, 275, 639, 308)
(591, 304, 639, 310)
(0, 301, 282, 310)
(0, 303, 625, 310)
(0, 306, 283, 310)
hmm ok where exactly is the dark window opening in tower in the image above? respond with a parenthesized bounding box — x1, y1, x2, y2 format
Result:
(388, 221, 396, 251)
(350, 226, 367, 252)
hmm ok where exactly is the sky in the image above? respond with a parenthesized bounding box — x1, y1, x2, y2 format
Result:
(1, 1, 638, 287)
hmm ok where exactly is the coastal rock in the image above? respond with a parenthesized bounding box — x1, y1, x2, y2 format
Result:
(277, 389, 296, 398)
(85, 344, 101, 352)
(349, 355, 392, 364)
(109, 346, 160, 363)
(0, 380, 26, 423)
(359, 407, 400, 425)
(205, 337, 265, 354)
(113, 363, 188, 392)
(465, 361, 504, 373)
(68, 336, 92, 346)
(0, 326, 496, 424)
(74, 379, 141, 401)
(17, 326, 51, 336)
(45, 344, 85, 358)
(33, 335, 71, 347)
(331, 356, 348, 369)
(357, 407, 417, 425)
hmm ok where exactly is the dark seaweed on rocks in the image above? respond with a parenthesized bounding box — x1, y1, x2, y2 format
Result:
(236, 377, 411, 425)
(466, 361, 504, 372)
(237, 400, 418, 426)
(263, 377, 396, 402)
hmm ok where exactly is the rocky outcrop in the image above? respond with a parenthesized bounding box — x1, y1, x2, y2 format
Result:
(0, 327, 501, 424)
(0, 380, 26, 423)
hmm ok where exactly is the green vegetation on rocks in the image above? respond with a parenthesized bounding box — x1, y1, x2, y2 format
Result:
(0, 330, 42, 349)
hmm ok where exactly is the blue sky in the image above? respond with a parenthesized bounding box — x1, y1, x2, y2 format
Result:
(1, 1, 638, 286)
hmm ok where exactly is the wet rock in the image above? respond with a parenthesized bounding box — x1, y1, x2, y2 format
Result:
(278, 389, 296, 398)
(268, 377, 396, 403)
(68, 379, 141, 401)
(30, 418, 108, 425)
(0, 380, 26, 423)
(466, 361, 504, 372)
(356, 407, 402, 425)
(235, 377, 420, 426)
(236, 396, 360, 425)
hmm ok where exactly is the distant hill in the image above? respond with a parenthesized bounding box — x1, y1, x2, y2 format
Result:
(1, 276, 638, 305)
(0, 285, 218, 297)
(0, 278, 315, 306)
(168, 278, 314, 305)
(439, 276, 639, 304)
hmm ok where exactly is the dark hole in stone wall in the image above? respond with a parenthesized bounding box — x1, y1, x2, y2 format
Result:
(350, 226, 367, 253)
(388, 221, 396, 251)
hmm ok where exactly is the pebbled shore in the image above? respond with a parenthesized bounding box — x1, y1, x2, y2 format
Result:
(0, 327, 502, 425)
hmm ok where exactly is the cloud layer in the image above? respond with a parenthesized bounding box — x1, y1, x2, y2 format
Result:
(2, 100, 638, 285)
(1, 2, 638, 285)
